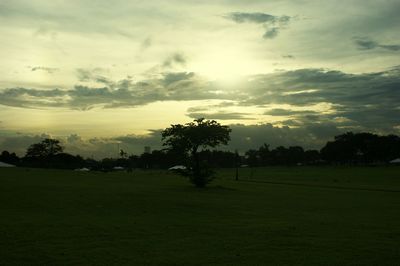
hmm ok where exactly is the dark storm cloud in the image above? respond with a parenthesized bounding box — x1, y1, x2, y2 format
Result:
(67, 131, 165, 158)
(225, 12, 290, 25)
(228, 123, 344, 152)
(0, 123, 347, 158)
(224, 12, 291, 39)
(0, 87, 66, 108)
(0, 130, 165, 158)
(1, 67, 399, 132)
(113, 122, 348, 152)
(0, 133, 51, 156)
(264, 109, 317, 116)
(0, 71, 227, 109)
(113, 130, 163, 151)
(243, 68, 400, 107)
(240, 67, 400, 131)
(354, 37, 400, 51)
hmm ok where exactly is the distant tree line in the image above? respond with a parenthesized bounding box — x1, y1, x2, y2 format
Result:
(1, 132, 399, 170)
(244, 144, 320, 167)
(245, 132, 400, 166)
(321, 132, 400, 164)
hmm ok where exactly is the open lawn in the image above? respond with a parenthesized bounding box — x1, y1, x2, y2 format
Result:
(1, 167, 400, 265)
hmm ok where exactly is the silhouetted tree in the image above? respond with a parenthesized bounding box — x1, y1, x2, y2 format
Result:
(245, 149, 260, 167)
(0, 151, 20, 165)
(162, 118, 231, 187)
(199, 150, 237, 168)
(258, 144, 271, 165)
(119, 149, 128, 158)
(270, 146, 289, 165)
(22, 138, 64, 168)
(287, 146, 304, 164)
(321, 132, 400, 164)
(304, 150, 321, 164)
(25, 138, 63, 158)
(85, 158, 101, 170)
(49, 153, 85, 169)
(245, 144, 318, 166)
(379, 135, 400, 162)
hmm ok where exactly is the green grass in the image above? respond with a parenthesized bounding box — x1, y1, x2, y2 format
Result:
(1, 167, 399, 265)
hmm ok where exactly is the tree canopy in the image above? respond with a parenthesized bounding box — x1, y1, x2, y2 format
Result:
(162, 118, 231, 187)
(25, 138, 63, 158)
(162, 118, 231, 155)
(321, 132, 400, 164)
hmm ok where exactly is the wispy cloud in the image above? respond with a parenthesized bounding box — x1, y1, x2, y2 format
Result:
(224, 12, 291, 39)
(76, 68, 113, 85)
(162, 52, 187, 68)
(354, 37, 400, 51)
(140, 37, 152, 50)
(224, 12, 290, 25)
(282, 54, 295, 59)
(187, 111, 254, 120)
(31, 66, 59, 74)
(264, 108, 317, 116)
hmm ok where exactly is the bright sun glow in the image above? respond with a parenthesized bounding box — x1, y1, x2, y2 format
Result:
(191, 48, 264, 87)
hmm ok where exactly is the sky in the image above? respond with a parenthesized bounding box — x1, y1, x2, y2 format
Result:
(0, 0, 399, 157)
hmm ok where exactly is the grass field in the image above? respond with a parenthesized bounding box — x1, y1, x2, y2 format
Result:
(1, 166, 399, 265)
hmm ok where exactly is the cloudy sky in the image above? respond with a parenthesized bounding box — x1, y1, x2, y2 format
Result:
(0, 0, 399, 157)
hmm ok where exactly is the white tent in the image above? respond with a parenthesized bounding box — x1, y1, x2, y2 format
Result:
(389, 158, 400, 164)
(168, 165, 187, 170)
(0, 161, 16, 167)
(74, 167, 90, 171)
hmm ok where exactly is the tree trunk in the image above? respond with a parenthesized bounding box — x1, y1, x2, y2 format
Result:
(191, 146, 204, 187)
(192, 146, 199, 177)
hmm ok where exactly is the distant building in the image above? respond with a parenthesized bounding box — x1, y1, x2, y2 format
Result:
(144, 146, 151, 154)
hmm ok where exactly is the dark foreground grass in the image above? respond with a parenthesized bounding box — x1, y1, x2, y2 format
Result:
(0, 167, 399, 265)
(218, 166, 400, 191)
